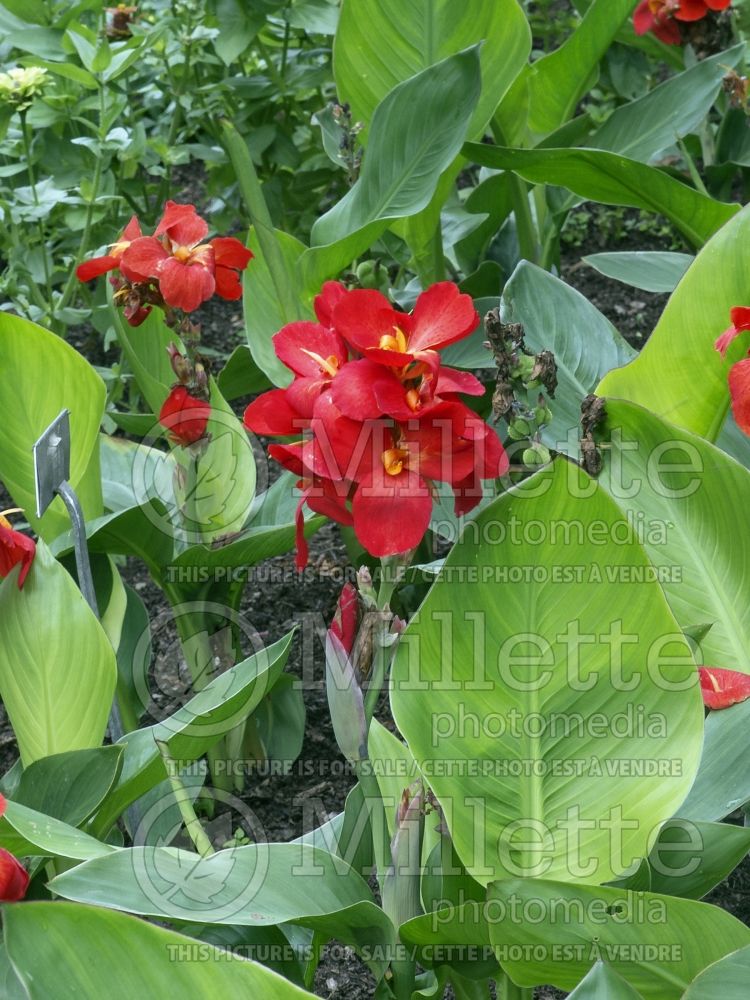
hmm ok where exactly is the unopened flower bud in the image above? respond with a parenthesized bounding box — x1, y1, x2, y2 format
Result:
(167, 343, 191, 383)
(0, 66, 47, 110)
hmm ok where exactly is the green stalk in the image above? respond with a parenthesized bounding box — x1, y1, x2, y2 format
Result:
(220, 118, 300, 323)
(57, 81, 107, 317)
(20, 111, 52, 305)
(677, 136, 709, 197)
(156, 739, 215, 857)
(490, 115, 540, 265)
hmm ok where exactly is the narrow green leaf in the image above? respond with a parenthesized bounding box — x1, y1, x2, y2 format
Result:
(462, 143, 738, 248)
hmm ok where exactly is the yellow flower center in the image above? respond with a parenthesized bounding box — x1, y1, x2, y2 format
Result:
(382, 447, 408, 476)
(379, 326, 408, 354)
(300, 349, 340, 378)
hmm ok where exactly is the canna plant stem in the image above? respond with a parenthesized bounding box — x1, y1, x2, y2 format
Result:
(156, 739, 215, 857)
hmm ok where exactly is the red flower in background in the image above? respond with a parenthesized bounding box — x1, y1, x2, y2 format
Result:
(122, 202, 253, 312)
(0, 513, 35, 589)
(634, 0, 731, 44)
(0, 797, 28, 900)
(159, 385, 211, 447)
(244, 281, 508, 566)
(76, 202, 253, 319)
(716, 306, 750, 435)
(699, 666, 750, 710)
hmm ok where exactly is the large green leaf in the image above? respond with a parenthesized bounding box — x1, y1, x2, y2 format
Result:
(0, 543, 116, 766)
(462, 143, 738, 248)
(0, 312, 104, 539)
(679, 699, 750, 822)
(583, 252, 693, 293)
(648, 818, 750, 900)
(303, 48, 481, 288)
(49, 844, 395, 977)
(522, 0, 637, 136)
(244, 226, 310, 387)
(333, 0, 530, 141)
(399, 901, 497, 980)
(500, 262, 635, 455)
(681, 946, 750, 999)
(390, 460, 704, 886)
(0, 798, 116, 861)
(4, 902, 318, 998)
(94, 633, 294, 831)
(589, 45, 745, 163)
(568, 962, 644, 998)
(14, 746, 122, 827)
(488, 879, 750, 998)
(599, 400, 750, 673)
(598, 204, 750, 438)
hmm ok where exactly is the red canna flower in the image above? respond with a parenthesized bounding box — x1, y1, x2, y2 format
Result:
(244, 280, 506, 565)
(699, 666, 750, 710)
(159, 385, 211, 447)
(634, 0, 731, 44)
(75, 215, 143, 282)
(0, 796, 28, 901)
(716, 306, 750, 435)
(0, 512, 35, 589)
(122, 202, 253, 312)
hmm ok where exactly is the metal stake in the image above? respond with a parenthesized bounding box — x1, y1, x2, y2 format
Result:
(33, 410, 124, 743)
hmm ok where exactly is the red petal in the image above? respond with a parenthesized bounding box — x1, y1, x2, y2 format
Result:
(294, 494, 310, 570)
(652, 18, 682, 42)
(409, 282, 479, 353)
(285, 376, 330, 419)
(273, 321, 347, 378)
(120, 237, 167, 281)
(243, 389, 307, 436)
(306, 478, 354, 526)
(76, 255, 119, 282)
(268, 442, 306, 476)
(121, 215, 143, 241)
(437, 367, 485, 396)
(699, 667, 750, 710)
(332, 288, 407, 355)
(154, 201, 208, 246)
(330, 359, 401, 419)
(730, 306, 750, 332)
(633, 1, 655, 34)
(453, 472, 485, 517)
(306, 394, 385, 482)
(352, 468, 432, 557)
(675, 0, 711, 20)
(705, 0, 731, 8)
(0, 849, 29, 902)
(211, 236, 253, 270)
(158, 257, 215, 312)
(314, 281, 349, 327)
(729, 358, 750, 435)
(214, 265, 243, 300)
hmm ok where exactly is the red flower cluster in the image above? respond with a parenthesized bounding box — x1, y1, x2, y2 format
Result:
(0, 513, 35, 589)
(633, 0, 731, 45)
(0, 796, 28, 901)
(76, 201, 253, 322)
(699, 666, 750, 710)
(244, 282, 508, 566)
(715, 307, 750, 435)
